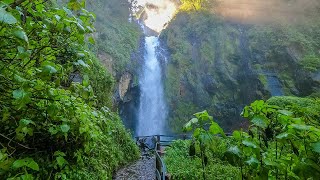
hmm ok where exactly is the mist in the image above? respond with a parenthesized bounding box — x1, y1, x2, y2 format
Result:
(211, 0, 320, 24)
(132, 0, 178, 32)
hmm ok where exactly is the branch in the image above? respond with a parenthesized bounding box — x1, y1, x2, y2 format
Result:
(0, 133, 36, 150)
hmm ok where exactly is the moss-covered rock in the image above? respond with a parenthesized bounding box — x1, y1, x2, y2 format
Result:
(161, 7, 320, 132)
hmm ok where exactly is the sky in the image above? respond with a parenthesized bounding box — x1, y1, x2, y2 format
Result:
(131, 0, 178, 32)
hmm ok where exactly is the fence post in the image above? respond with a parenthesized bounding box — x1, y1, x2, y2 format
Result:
(156, 135, 161, 179)
(156, 135, 160, 151)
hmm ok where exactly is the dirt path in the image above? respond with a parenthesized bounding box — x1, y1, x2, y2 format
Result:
(114, 156, 155, 180)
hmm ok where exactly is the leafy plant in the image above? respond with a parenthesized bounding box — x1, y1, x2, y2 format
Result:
(164, 140, 241, 180)
(0, 0, 139, 179)
(166, 97, 320, 179)
(183, 110, 226, 180)
(227, 99, 320, 179)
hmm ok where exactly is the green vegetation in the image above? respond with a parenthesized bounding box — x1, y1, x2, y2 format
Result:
(88, 0, 141, 77)
(161, 1, 320, 132)
(165, 97, 320, 179)
(248, 19, 320, 96)
(300, 55, 320, 72)
(165, 140, 241, 180)
(0, 0, 139, 179)
(180, 0, 204, 11)
(161, 11, 247, 132)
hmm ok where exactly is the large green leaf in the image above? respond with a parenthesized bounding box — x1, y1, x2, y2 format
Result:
(19, 119, 35, 126)
(245, 156, 259, 167)
(77, 23, 85, 33)
(75, 59, 89, 68)
(193, 128, 201, 138)
(227, 146, 241, 157)
(209, 122, 225, 137)
(12, 89, 31, 108)
(13, 29, 29, 43)
(0, 8, 17, 24)
(54, 151, 66, 157)
(13, 89, 27, 99)
(194, 110, 211, 121)
(242, 140, 257, 149)
(2, 0, 15, 4)
(251, 115, 268, 129)
(289, 124, 319, 133)
(60, 124, 70, 133)
(276, 132, 290, 140)
(12, 158, 39, 171)
(241, 106, 250, 118)
(311, 142, 320, 153)
(264, 159, 280, 167)
(56, 156, 68, 167)
(42, 65, 57, 74)
(14, 74, 27, 83)
(183, 118, 198, 132)
(232, 131, 241, 140)
(27, 160, 39, 171)
(20, 174, 34, 180)
(278, 110, 293, 116)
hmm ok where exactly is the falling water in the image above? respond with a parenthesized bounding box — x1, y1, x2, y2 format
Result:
(137, 36, 167, 136)
(128, 0, 176, 136)
(266, 75, 284, 96)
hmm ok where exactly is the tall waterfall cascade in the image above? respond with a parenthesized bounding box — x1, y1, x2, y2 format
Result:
(129, 0, 177, 136)
(137, 37, 167, 136)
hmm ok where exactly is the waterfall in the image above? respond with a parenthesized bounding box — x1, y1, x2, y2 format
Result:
(127, 0, 176, 136)
(266, 75, 284, 96)
(137, 36, 167, 136)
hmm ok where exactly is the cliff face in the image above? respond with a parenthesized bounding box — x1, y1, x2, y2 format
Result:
(160, 10, 320, 132)
(88, 0, 320, 134)
(88, 0, 142, 110)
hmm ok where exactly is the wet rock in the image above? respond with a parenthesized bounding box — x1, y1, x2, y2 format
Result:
(119, 72, 133, 101)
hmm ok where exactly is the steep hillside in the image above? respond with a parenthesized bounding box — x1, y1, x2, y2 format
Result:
(0, 0, 139, 179)
(160, 0, 320, 132)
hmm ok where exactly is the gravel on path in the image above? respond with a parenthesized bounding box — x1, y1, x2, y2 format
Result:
(114, 156, 155, 180)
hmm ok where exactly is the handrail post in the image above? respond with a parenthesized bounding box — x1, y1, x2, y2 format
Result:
(155, 135, 161, 179)
(156, 135, 160, 151)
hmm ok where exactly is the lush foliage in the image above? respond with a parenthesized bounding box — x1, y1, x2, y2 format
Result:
(88, 0, 141, 77)
(248, 19, 320, 95)
(165, 140, 241, 180)
(231, 99, 320, 179)
(165, 97, 320, 179)
(0, 0, 139, 179)
(161, 2, 320, 133)
(161, 11, 255, 132)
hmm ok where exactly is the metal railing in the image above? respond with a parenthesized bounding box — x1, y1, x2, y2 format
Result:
(135, 133, 233, 179)
(155, 141, 166, 180)
(135, 134, 190, 180)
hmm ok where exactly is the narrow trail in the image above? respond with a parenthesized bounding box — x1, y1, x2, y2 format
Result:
(114, 155, 156, 180)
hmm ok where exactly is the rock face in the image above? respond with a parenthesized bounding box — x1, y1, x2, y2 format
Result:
(159, 11, 320, 132)
(119, 72, 133, 101)
(98, 52, 114, 76)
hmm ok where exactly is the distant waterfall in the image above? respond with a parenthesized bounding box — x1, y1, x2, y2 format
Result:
(137, 36, 167, 136)
(266, 75, 284, 96)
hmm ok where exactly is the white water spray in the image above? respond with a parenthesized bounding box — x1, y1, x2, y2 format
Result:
(128, 0, 177, 136)
(137, 36, 167, 136)
(129, 0, 176, 136)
